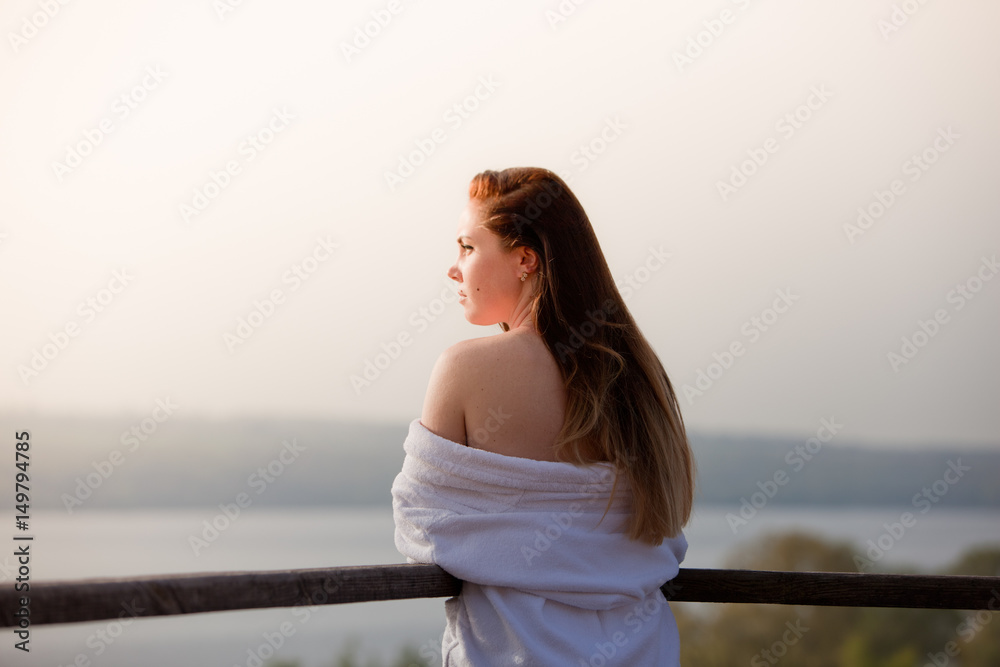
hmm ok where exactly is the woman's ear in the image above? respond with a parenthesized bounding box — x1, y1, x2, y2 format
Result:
(517, 246, 540, 274)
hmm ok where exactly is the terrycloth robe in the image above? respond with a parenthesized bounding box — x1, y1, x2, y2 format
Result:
(391, 418, 687, 666)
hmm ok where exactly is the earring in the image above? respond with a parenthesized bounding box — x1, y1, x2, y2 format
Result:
(521, 272, 527, 282)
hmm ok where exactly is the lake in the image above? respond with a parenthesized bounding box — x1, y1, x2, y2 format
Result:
(2, 505, 997, 667)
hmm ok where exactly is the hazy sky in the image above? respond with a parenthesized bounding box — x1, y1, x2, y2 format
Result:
(2, 0, 998, 448)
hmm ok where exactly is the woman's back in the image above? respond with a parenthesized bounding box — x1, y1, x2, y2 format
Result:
(457, 329, 572, 462)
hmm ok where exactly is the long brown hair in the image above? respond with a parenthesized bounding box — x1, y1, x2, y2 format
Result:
(468, 167, 694, 545)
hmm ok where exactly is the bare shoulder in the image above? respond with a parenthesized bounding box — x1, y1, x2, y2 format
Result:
(448, 331, 560, 384)
(422, 332, 576, 460)
(419, 336, 505, 444)
(419, 339, 479, 446)
(461, 331, 570, 461)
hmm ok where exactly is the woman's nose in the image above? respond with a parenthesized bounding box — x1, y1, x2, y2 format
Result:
(447, 264, 460, 282)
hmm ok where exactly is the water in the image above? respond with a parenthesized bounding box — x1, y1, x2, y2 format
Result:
(2, 505, 997, 667)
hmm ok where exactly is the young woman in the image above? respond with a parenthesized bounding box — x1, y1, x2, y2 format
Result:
(392, 167, 694, 666)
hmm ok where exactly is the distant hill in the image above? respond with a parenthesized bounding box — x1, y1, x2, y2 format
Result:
(690, 431, 1000, 508)
(3, 413, 997, 512)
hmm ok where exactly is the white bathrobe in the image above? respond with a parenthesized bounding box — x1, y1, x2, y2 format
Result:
(391, 418, 687, 666)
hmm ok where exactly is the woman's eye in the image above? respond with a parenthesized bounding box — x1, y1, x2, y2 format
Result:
(461, 245, 473, 251)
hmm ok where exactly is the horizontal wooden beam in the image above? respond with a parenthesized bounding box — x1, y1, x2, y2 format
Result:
(2, 564, 461, 628)
(3, 566, 998, 627)
(666, 569, 1000, 610)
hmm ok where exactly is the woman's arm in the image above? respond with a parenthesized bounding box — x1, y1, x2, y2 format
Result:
(420, 342, 471, 446)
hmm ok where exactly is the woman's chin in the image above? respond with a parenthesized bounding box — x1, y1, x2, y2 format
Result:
(464, 312, 495, 327)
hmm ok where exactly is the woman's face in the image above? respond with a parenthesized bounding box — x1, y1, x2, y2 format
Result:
(448, 199, 526, 326)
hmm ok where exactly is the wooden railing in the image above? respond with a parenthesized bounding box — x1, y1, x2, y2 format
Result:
(3, 565, 999, 627)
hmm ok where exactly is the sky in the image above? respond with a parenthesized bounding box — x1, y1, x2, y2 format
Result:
(1, 0, 998, 448)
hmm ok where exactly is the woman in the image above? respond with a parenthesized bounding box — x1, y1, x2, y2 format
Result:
(391, 167, 694, 666)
